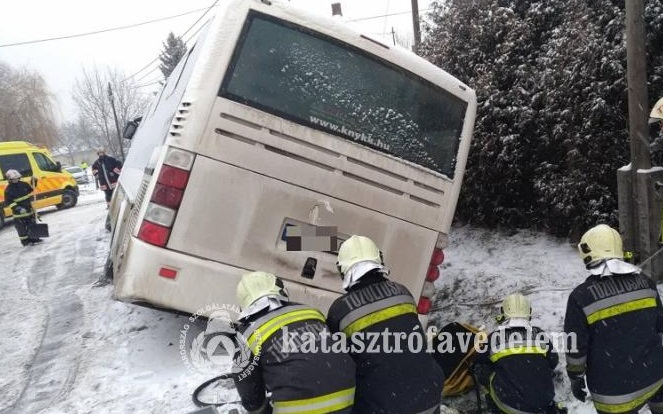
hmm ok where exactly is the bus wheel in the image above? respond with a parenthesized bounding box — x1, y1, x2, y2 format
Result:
(93, 255, 114, 287)
(57, 189, 78, 209)
(0, 212, 4, 229)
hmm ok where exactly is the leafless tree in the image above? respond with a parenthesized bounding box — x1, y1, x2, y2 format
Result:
(72, 66, 149, 159)
(0, 61, 58, 146)
(57, 116, 101, 165)
(393, 29, 413, 50)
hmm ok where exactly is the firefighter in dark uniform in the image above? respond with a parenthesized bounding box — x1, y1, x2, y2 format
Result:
(91, 149, 122, 208)
(3, 169, 41, 246)
(472, 293, 564, 413)
(564, 224, 663, 413)
(232, 271, 356, 414)
(327, 235, 444, 414)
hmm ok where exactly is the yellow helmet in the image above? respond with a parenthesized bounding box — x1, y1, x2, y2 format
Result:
(236, 271, 288, 310)
(650, 97, 663, 124)
(336, 235, 383, 276)
(578, 224, 623, 268)
(500, 293, 531, 320)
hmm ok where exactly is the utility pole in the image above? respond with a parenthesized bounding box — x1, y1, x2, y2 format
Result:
(411, 0, 421, 51)
(107, 82, 125, 162)
(331, 2, 342, 17)
(618, 0, 663, 279)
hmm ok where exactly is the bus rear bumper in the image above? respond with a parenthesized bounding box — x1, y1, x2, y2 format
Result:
(113, 237, 341, 318)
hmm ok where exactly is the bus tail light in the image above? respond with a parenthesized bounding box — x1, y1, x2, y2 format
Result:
(417, 248, 445, 315)
(137, 147, 195, 247)
(417, 296, 432, 314)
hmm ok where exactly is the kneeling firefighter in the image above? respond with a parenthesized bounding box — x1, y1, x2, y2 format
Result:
(327, 235, 445, 414)
(232, 271, 356, 414)
(472, 293, 564, 414)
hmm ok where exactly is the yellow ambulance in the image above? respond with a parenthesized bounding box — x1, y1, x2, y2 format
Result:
(0, 141, 79, 228)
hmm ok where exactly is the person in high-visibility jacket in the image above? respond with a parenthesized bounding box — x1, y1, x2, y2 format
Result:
(327, 235, 445, 414)
(472, 293, 564, 414)
(232, 271, 356, 414)
(3, 169, 41, 246)
(564, 224, 663, 413)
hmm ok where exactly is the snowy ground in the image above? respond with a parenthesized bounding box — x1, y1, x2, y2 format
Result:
(0, 186, 659, 413)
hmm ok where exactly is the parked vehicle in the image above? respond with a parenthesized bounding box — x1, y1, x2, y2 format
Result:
(107, 0, 476, 323)
(63, 166, 90, 185)
(0, 141, 79, 228)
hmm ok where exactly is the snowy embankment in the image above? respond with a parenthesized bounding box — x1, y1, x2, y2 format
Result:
(0, 187, 659, 413)
(435, 225, 660, 413)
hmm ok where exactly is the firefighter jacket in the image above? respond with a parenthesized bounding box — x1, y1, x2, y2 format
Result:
(4, 180, 34, 218)
(92, 155, 122, 190)
(327, 271, 444, 414)
(233, 302, 356, 414)
(473, 320, 558, 413)
(564, 271, 663, 413)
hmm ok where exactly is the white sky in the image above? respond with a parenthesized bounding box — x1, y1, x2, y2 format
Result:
(0, 0, 429, 123)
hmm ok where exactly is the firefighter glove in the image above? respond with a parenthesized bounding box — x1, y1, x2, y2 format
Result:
(570, 376, 587, 402)
(470, 362, 490, 389)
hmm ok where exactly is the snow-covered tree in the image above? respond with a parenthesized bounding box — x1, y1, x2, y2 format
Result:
(420, 0, 663, 238)
(158, 32, 187, 80)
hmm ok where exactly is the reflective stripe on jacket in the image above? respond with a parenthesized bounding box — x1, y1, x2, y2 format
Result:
(474, 323, 558, 412)
(564, 272, 663, 399)
(327, 272, 444, 414)
(233, 303, 355, 414)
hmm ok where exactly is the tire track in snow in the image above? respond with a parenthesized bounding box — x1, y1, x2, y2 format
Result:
(6, 207, 103, 414)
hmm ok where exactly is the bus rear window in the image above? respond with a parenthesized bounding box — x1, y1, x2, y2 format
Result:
(219, 12, 467, 178)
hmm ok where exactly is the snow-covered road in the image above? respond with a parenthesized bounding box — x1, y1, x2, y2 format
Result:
(0, 185, 655, 413)
(0, 188, 231, 414)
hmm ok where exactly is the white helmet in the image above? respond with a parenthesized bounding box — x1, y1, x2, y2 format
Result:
(5, 169, 21, 180)
(578, 224, 623, 268)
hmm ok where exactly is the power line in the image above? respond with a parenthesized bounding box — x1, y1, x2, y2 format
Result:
(134, 66, 161, 83)
(182, 0, 219, 39)
(124, 0, 218, 83)
(0, 6, 213, 48)
(347, 8, 433, 23)
(135, 77, 164, 89)
(183, 21, 208, 45)
(127, 4, 430, 86)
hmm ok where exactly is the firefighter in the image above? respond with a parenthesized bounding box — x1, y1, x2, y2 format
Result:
(91, 148, 122, 208)
(472, 293, 564, 414)
(232, 271, 356, 414)
(3, 169, 41, 246)
(564, 224, 663, 413)
(327, 235, 444, 414)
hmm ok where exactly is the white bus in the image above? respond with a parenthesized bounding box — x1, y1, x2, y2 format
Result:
(108, 0, 476, 323)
